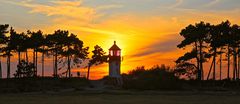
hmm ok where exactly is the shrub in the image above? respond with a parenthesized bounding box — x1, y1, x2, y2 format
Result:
(122, 64, 181, 90)
(14, 60, 35, 78)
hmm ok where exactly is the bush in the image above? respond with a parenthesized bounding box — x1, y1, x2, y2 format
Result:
(122, 65, 181, 90)
(14, 60, 35, 78)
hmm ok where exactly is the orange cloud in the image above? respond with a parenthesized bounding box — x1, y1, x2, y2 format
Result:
(27, 1, 98, 23)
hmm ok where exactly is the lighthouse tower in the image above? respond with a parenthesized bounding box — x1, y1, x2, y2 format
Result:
(109, 41, 121, 78)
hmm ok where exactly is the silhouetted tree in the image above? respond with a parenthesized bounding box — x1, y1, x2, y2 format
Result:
(206, 24, 225, 80)
(60, 33, 89, 78)
(46, 30, 64, 77)
(177, 22, 211, 80)
(177, 20, 240, 81)
(87, 45, 108, 80)
(2, 27, 17, 78)
(0, 24, 9, 78)
(219, 21, 232, 79)
(28, 30, 44, 76)
(37, 33, 47, 77)
(230, 24, 240, 80)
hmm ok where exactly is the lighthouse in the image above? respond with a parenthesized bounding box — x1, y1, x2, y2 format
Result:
(109, 41, 121, 78)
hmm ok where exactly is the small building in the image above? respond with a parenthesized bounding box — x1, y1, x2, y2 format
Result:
(109, 41, 121, 78)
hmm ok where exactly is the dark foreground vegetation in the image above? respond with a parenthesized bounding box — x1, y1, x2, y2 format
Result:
(2, 64, 240, 93)
(1, 91, 240, 104)
(102, 65, 240, 91)
(0, 78, 88, 93)
(121, 65, 180, 90)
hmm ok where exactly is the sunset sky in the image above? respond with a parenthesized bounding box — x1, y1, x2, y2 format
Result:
(0, 0, 240, 79)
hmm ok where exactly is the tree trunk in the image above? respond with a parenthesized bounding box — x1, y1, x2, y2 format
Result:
(233, 48, 237, 80)
(35, 50, 38, 76)
(237, 55, 239, 79)
(87, 64, 91, 80)
(7, 52, 10, 78)
(237, 52, 240, 79)
(199, 41, 204, 80)
(220, 48, 222, 80)
(233, 54, 236, 80)
(33, 49, 36, 76)
(42, 46, 45, 77)
(18, 51, 21, 64)
(213, 48, 216, 80)
(18, 51, 21, 78)
(237, 45, 240, 79)
(52, 52, 55, 77)
(67, 54, 71, 78)
(0, 58, 2, 79)
(194, 42, 200, 80)
(54, 49, 58, 77)
(227, 46, 230, 80)
(207, 59, 214, 80)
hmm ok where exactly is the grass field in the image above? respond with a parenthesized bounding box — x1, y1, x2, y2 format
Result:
(0, 91, 240, 104)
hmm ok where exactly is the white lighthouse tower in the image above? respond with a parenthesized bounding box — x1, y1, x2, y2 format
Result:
(109, 41, 121, 78)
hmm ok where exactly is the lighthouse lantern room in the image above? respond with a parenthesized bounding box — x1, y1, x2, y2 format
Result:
(109, 41, 121, 78)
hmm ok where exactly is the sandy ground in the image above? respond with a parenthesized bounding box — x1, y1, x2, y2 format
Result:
(0, 90, 240, 104)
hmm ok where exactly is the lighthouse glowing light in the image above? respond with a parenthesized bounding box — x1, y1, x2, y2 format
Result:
(108, 41, 121, 78)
